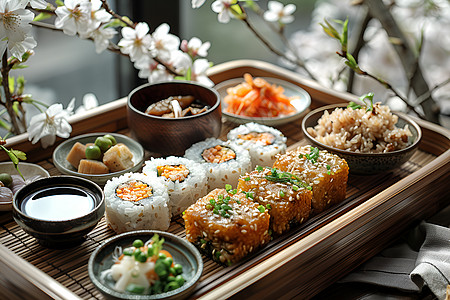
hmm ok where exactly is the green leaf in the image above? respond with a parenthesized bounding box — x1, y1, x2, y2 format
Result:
(11, 64, 28, 70)
(6, 149, 19, 165)
(8, 76, 15, 94)
(359, 92, 374, 111)
(346, 53, 357, 68)
(322, 19, 341, 40)
(341, 18, 348, 52)
(12, 102, 19, 115)
(33, 12, 52, 22)
(55, 0, 64, 6)
(16, 76, 25, 95)
(0, 119, 11, 131)
(105, 18, 127, 28)
(11, 149, 27, 161)
(347, 101, 361, 110)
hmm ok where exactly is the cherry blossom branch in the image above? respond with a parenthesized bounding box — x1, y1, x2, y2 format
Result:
(240, 17, 316, 79)
(1, 53, 21, 134)
(100, 0, 135, 29)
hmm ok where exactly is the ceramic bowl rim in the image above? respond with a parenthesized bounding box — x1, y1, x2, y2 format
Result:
(88, 230, 204, 300)
(301, 103, 422, 157)
(127, 80, 221, 121)
(12, 175, 105, 223)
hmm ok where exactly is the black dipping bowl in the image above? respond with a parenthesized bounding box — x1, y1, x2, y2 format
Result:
(13, 176, 105, 248)
(127, 81, 222, 156)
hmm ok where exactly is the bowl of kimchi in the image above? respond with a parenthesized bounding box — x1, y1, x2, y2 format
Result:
(214, 74, 311, 126)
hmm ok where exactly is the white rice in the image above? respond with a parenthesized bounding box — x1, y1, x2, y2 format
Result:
(307, 103, 413, 153)
(103, 172, 170, 233)
(227, 122, 287, 169)
(142, 156, 208, 216)
(184, 137, 251, 191)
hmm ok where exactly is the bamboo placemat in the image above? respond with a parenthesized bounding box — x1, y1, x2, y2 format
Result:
(0, 144, 435, 299)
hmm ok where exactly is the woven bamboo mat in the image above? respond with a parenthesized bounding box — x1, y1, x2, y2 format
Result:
(0, 147, 435, 299)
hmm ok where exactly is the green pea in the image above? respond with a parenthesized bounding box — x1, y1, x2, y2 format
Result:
(136, 252, 147, 263)
(95, 136, 112, 152)
(85, 145, 101, 160)
(175, 275, 185, 286)
(126, 283, 145, 294)
(167, 275, 176, 282)
(123, 247, 134, 256)
(133, 248, 141, 260)
(173, 264, 183, 275)
(132, 239, 144, 248)
(158, 252, 167, 260)
(0, 173, 12, 187)
(103, 134, 117, 146)
(152, 280, 163, 294)
(163, 281, 180, 292)
(163, 257, 173, 268)
(155, 260, 168, 277)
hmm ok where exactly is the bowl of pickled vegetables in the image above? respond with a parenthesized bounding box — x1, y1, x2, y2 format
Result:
(214, 74, 311, 126)
(88, 230, 203, 299)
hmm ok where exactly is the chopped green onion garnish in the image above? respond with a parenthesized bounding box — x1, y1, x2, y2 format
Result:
(258, 205, 265, 213)
(279, 190, 285, 197)
(244, 177, 250, 181)
(266, 204, 272, 209)
(256, 165, 263, 172)
(225, 184, 232, 191)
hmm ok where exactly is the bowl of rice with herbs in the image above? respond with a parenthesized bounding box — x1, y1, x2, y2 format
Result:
(301, 93, 422, 174)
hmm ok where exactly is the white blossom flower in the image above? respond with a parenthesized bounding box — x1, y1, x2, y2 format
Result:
(28, 0, 48, 9)
(151, 23, 180, 61)
(134, 55, 173, 83)
(0, 0, 37, 60)
(89, 25, 117, 53)
(118, 22, 153, 62)
(75, 93, 99, 114)
(169, 50, 192, 75)
(192, 0, 207, 9)
(264, 1, 296, 24)
(54, 0, 92, 36)
(181, 37, 211, 58)
(28, 101, 74, 148)
(191, 58, 214, 87)
(211, 0, 237, 24)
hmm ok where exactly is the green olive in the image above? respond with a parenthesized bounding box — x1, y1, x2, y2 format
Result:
(0, 173, 13, 187)
(85, 145, 102, 160)
(103, 134, 117, 146)
(95, 136, 112, 152)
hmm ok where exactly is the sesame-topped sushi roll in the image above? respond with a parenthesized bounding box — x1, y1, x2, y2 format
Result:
(273, 145, 349, 214)
(237, 166, 312, 235)
(184, 138, 251, 191)
(183, 187, 271, 265)
(227, 122, 287, 169)
(104, 172, 170, 233)
(142, 156, 208, 216)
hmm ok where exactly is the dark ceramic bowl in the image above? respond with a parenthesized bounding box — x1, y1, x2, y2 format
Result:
(127, 81, 222, 156)
(12, 176, 105, 248)
(88, 230, 203, 300)
(301, 104, 422, 175)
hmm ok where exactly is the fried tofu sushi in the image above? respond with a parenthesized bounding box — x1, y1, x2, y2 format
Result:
(237, 166, 312, 235)
(183, 188, 270, 265)
(273, 146, 348, 214)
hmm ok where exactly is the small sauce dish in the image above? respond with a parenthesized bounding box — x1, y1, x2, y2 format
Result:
(12, 175, 105, 248)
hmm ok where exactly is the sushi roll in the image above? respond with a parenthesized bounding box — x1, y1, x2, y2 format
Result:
(227, 122, 287, 169)
(183, 187, 271, 265)
(142, 156, 208, 216)
(273, 145, 349, 214)
(104, 172, 170, 233)
(184, 138, 251, 191)
(237, 166, 312, 235)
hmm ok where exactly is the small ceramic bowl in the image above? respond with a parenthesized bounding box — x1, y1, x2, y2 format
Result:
(12, 175, 105, 248)
(301, 104, 422, 175)
(0, 162, 50, 211)
(88, 230, 203, 300)
(127, 81, 222, 156)
(53, 132, 145, 186)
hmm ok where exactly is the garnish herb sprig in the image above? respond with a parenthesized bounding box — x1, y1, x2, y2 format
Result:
(206, 185, 242, 218)
(264, 167, 312, 190)
(300, 146, 320, 164)
(347, 92, 374, 112)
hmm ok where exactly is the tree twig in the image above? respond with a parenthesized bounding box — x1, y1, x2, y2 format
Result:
(1, 52, 21, 134)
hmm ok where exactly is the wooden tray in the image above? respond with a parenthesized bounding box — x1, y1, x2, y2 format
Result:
(1, 60, 449, 299)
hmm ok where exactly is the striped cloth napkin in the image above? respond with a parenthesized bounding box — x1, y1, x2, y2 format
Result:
(339, 221, 450, 300)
